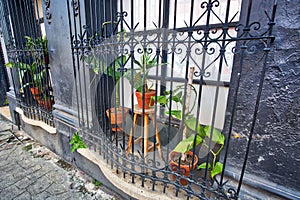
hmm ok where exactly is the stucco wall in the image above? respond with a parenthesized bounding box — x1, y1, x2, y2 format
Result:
(225, 0, 300, 194)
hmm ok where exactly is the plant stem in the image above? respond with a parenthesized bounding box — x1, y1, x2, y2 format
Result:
(181, 67, 195, 161)
(115, 80, 120, 107)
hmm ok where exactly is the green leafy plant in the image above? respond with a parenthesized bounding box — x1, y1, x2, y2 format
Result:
(3, 98, 9, 105)
(24, 36, 48, 52)
(83, 21, 128, 107)
(5, 61, 46, 92)
(69, 131, 87, 153)
(155, 83, 225, 179)
(92, 179, 102, 187)
(155, 84, 199, 153)
(5, 36, 48, 93)
(195, 126, 224, 179)
(124, 51, 158, 93)
(84, 54, 127, 107)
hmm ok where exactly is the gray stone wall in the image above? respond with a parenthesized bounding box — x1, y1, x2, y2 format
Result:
(0, 44, 8, 106)
(225, 0, 300, 194)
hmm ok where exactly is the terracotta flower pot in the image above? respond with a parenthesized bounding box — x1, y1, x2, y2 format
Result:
(169, 151, 198, 186)
(135, 90, 156, 109)
(106, 107, 129, 131)
(37, 99, 52, 111)
(30, 87, 41, 101)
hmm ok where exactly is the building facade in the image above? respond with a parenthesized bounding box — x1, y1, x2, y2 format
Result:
(0, 0, 299, 199)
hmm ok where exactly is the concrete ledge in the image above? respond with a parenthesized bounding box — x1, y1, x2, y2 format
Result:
(0, 106, 11, 121)
(16, 107, 56, 134)
(77, 148, 173, 200)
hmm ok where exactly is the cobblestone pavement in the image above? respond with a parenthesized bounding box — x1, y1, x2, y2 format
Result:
(0, 115, 118, 200)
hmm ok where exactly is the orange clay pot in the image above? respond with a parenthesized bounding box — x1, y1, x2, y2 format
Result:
(106, 107, 129, 131)
(135, 90, 156, 109)
(169, 151, 198, 186)
(30, 87, 41, 101)
(37, 99, 52, 111)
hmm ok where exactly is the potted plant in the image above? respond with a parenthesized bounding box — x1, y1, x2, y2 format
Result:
(104, 55, 129, 130)
(82, 22, 130, 131)
(154, 67, 199, 185)
(5, 36, 52, 110)
(24, 36, 49, 64)
(155, 67, 225, 185)
(125, 50, 159, 109)
(83, 49, 129, 130)
(157, 96, 225, 185)
(196, 126, 224, 182)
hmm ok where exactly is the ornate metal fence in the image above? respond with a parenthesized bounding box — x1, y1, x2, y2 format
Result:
(0, 0, 54, 126)
(67, 0, 277, 199)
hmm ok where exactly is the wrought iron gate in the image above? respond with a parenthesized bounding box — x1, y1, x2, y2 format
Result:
(0, 0, 54, 126)
(67, 0, 277, 199)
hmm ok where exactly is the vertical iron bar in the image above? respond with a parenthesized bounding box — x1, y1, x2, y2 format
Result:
(130, 0, 136, 184)
(163, 0, 176, 193)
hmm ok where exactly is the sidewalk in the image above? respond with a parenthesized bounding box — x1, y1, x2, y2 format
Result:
(0, 112, 118, 200)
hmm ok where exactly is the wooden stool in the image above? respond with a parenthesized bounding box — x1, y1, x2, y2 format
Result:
(126, 105, 163, 159)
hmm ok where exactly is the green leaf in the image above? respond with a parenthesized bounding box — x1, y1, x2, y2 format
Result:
(173, 135, 203, 153)
(133, 58, 142, 68)
(166, 110, 182, 120)
(197, 162, 211, 170)
(185, 118, 205, 137)
(69, 132, 87, 153)
(174, 135, 194, 153)
(107, 55, 127, 81)
(204, 126, 225, 145)
(154, 96, 168, 105)
(211, 162, 223, 178)
(5, 62, 14, 68)
(163, 90, 170, 95)
(172, 91, 182, 103)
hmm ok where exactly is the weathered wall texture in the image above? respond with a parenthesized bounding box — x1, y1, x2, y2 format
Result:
(0, 44, 8, 106)
(225, 0, 300, 194)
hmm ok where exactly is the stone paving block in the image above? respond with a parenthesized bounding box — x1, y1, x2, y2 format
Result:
(13, 168, 28, 179)
(31, 191, 52, 200)
(0, 131, 12, 141)
(0, 118, 116, 200)
(14, 191, 32, 200)
(46, 183, 67, 195)
(45, 192, 73, 200)
(17, 156, 39, 169)
(0, 172, 23, 190)
(45, 169, 68, 184)
(27, 165, 53, 182)
(0, 149, 9, 157)
(0, 164, 18, 175)
(15, 177, 37, 190)
(0, 122, 11, 132)
(0, 185, 25, 199)
(27, 175, 53, 195)
(0, 156, 14, 168)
